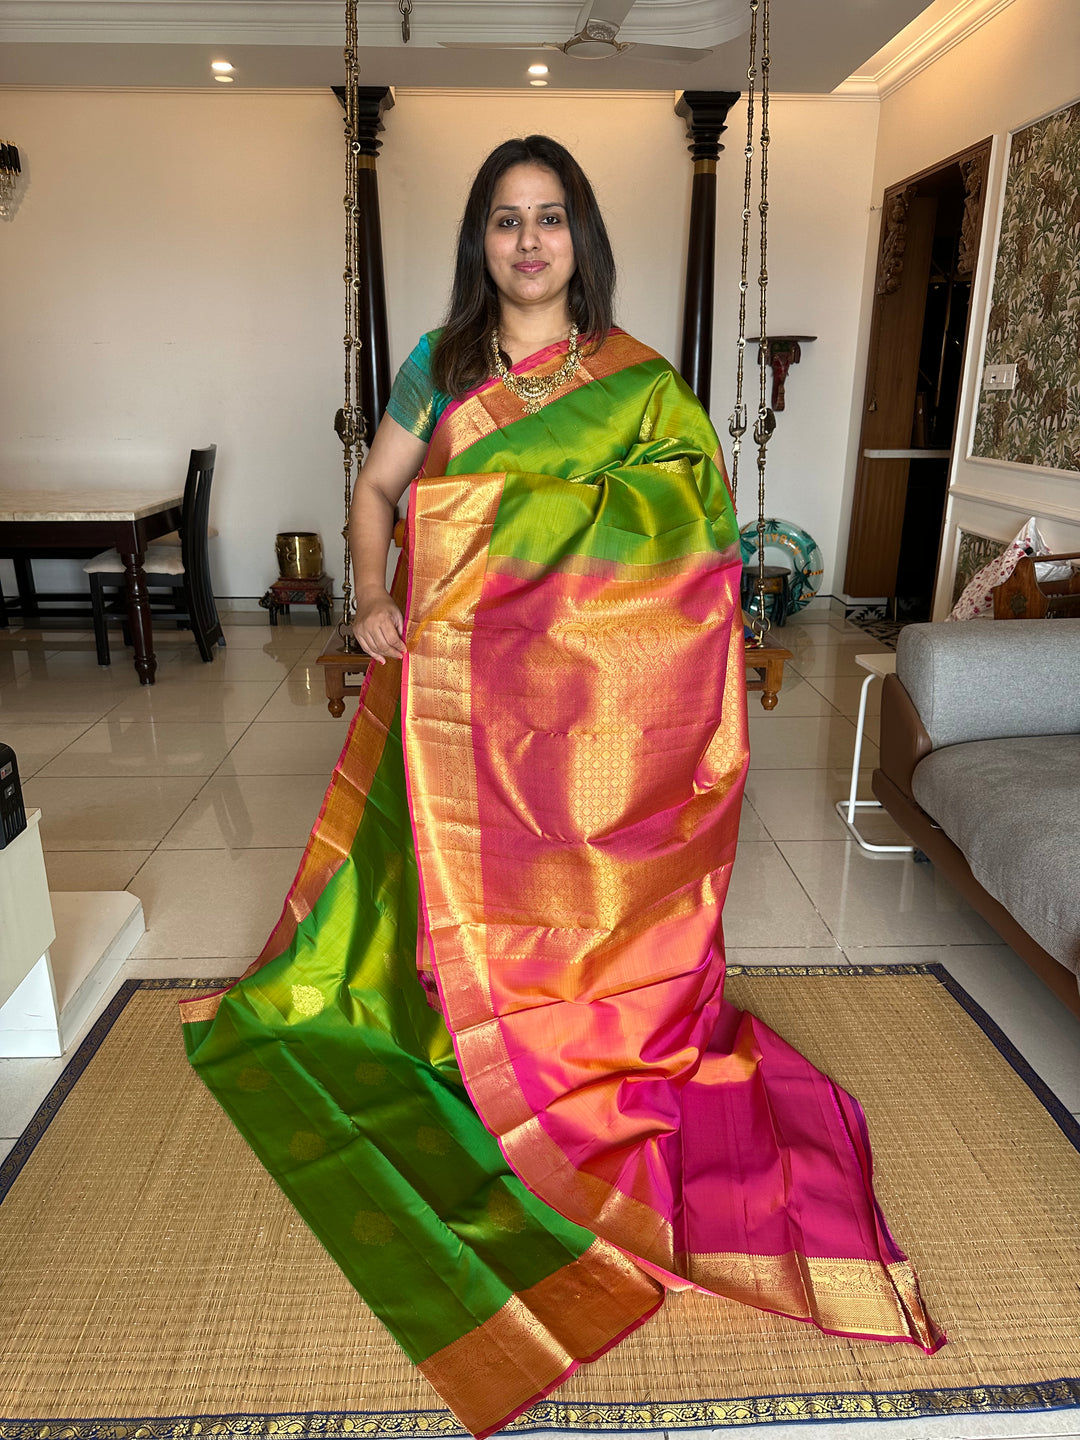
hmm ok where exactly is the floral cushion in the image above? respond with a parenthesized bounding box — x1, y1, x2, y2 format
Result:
(946, 517, 1067, 621)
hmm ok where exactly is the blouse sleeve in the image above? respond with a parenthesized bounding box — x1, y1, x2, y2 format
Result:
(385, 331, 448, 444)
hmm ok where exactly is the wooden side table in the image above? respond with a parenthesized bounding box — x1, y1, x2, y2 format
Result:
(260, 573, 334, 627)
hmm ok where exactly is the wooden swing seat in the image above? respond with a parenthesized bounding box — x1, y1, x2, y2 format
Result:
(744, 630, 792, 710)
(318, 629, 792, 716)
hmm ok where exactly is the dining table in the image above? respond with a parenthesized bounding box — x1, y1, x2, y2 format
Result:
(0, 487, 184, 685)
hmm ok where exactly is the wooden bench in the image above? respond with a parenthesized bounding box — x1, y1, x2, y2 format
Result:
(993, 552, 1080, 620)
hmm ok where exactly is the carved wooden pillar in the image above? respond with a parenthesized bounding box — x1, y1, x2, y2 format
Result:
(675, 89, 740, 410)
(333, 84, 394, 444)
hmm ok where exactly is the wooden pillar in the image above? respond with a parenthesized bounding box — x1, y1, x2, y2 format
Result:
(675, 90, 739, 410)
(333, 84, 394, 445)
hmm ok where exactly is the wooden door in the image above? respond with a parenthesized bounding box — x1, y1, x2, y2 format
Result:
(844, 194, 937, 597)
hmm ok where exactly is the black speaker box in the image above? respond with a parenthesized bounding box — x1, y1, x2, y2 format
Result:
(0, 743, 28, 849)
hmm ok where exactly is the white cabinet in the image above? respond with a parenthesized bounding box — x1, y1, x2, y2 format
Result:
(0, 809, 144, 1057)
(0, 810, 56, 1015)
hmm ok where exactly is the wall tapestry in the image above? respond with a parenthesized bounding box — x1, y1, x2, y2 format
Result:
(972, 98, 1080, 472)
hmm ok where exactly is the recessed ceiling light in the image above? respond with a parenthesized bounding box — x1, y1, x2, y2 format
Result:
(214, 74, 235, 83)
(527, 64, 548, 75)
(529, 79, 548, 87)
(211, 60, 234, 72)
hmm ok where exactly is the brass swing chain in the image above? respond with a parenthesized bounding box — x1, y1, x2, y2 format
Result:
(753, 0, 776, 627)
(727, 0, 775, 639)
(727, 0, 758, 512)
(337, 0, 366, 649)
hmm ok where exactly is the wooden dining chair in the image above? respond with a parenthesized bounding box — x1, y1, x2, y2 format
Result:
(84, 445, 224, 665)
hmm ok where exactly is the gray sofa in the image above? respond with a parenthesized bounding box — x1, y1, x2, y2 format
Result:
(873, 618, 1080, 1017)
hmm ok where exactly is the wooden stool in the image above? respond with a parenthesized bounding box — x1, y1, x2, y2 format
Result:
(741, 564, 791, 628)
(260, 573, 334, 627)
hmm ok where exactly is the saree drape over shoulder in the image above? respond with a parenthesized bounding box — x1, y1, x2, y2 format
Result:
(181, 331, 943, 1438)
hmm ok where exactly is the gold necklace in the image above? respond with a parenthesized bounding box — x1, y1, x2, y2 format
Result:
(490, 324, 580, 415)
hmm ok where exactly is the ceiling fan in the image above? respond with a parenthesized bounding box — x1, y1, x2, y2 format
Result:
(440, 0, 714, 64)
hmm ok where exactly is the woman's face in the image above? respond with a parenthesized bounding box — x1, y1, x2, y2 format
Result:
(483, 162, 577, 320)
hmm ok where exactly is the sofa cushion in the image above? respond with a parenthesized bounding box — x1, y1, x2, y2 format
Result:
(897, 619, 1080, 748)
(911, 734, 1080, 975)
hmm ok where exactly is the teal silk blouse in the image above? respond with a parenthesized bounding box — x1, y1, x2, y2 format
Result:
(385, 331, 452, 445)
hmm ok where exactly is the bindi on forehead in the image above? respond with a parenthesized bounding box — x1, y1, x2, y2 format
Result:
(490, 200, 566, 215)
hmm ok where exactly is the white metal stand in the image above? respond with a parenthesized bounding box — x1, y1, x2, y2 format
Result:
(834, 652, 914, 854)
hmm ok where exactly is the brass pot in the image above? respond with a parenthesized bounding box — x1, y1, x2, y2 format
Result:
(275, 532, 323, 580)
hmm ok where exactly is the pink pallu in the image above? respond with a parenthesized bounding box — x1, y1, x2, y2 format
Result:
(401, 331, 944, 1359)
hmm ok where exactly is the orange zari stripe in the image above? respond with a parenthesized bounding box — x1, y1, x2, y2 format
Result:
(418, 1240, 662, 1438)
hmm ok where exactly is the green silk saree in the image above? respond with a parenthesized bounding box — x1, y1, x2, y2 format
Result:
(182, 330, 942, 1438)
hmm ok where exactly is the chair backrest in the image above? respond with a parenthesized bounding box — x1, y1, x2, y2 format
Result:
(179, 445, 217, 634)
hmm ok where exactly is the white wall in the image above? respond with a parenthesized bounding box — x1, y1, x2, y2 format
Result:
(707, 93, 879, 591)
(379, 91, 689, 386)
(841, 0, 1080, 614)
(0, 90, 345, 599)
(0, 84, 879, 600)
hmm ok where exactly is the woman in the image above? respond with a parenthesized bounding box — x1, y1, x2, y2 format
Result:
(182, 136, 942, 1438)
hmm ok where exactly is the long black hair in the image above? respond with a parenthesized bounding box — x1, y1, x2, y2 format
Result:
(431, 135, 616, 398)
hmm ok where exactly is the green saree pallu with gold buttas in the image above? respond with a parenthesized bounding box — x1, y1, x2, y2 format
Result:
(181, 330, 944, 1439)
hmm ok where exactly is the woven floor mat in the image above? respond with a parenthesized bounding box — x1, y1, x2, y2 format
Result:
(843, 613, 907, 650)
(1, 966, 1078, 1435)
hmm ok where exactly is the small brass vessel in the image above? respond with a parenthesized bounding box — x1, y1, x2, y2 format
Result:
(275, 532, 323, 580)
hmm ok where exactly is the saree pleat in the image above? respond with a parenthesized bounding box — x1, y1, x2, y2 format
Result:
(183, 330, 942, 1440)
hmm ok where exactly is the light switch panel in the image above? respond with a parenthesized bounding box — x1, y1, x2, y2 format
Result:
(983, 363, 1018, 390)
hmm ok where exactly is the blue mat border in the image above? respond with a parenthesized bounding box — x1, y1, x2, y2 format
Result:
(1, 966, 1077, 1435)
(3, 1379, 1080, 1440)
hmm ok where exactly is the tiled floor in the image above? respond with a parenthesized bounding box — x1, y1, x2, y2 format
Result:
(1, 606, 1078, 1438)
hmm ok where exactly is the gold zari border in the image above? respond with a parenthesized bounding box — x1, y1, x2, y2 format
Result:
(689, 1252, 938, 1347)
(417, 1240, 662, 1438)
(425, 330, 660, 473)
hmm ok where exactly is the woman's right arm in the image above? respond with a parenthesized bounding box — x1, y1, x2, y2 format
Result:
(349, 413, 429, 663)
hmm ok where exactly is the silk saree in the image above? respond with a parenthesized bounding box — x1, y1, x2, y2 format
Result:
(181, 330, 943, 1438)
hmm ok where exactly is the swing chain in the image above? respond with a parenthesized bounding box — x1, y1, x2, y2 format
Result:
(337, 0, 367, 649)
(756, 0, 774, 443)
(752, 0, 775, 639)
(729, 0, 775, 643)
(727, 0, 758, 507)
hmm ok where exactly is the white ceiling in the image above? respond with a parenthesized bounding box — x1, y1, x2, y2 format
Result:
(0, 0, 945, 93)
